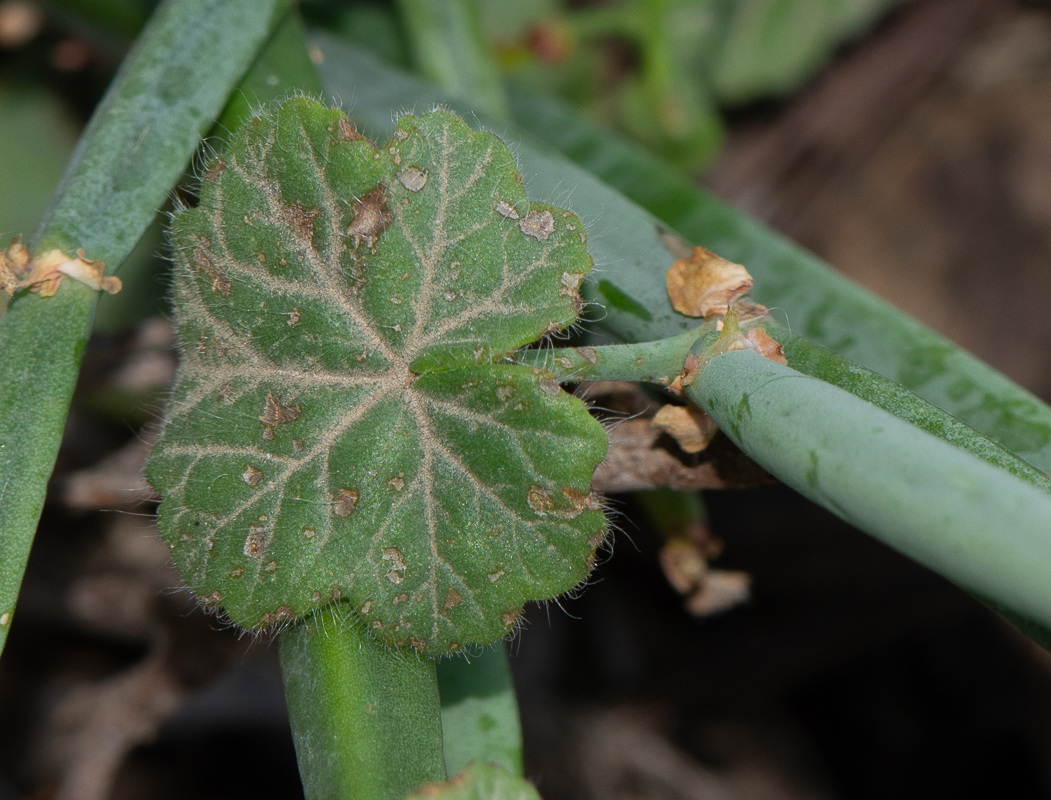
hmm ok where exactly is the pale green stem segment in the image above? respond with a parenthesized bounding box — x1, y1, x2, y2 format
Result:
(686, 347, 1051, 640)
(280, 607, 447, 800)
(437, 645, 523, 777)
(516, 326, 716, 385)
(394, 0, 510, 121)
(0, 0, 293, 657)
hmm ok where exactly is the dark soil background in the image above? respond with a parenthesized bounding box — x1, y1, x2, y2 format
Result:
(3, 1, 1051, 798)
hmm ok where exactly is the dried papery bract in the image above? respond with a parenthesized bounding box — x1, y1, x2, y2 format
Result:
(666, 245, 751, 318)
(146, 99, 607, 655)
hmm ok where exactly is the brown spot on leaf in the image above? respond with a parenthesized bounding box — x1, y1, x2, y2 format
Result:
(501, 609, 520, 628)
(265, 560, 278, 573)
(259, 392, 300, 439)
(382, 547, 406, 584)
(204, 158, 225, 182)
(347, 186, 390, 247)
(560, 270, 584, 298)
(333, 488, 359, 518)
(262, 606, 297, 625)
(666, 245, 752, 318)
(336, 116, 365, 142)
(444, 588, 462, 609)
(287, 307, 300, 326)
(192, 242, 230, 295)
(242, 464, 263, 486)
(243, 527, 266, 559)
(397, 165, 428, 192)
(562, 486, 602, 512)
(285, 203, 320, 243)
(539, 377, 560, 396)
(528, 485, 554, 515)
(495, 199, 519, 219)
(519, 209, 555, 241)
(576, 346, 598, 364)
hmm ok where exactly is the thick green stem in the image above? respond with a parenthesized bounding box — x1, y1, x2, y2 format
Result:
(395, 0, 510, 121)
(280, 608, 446, 800)
(516, 326, 715, 385)
(0, 0, 292, 658)
(437, 645, 523, 777)
(686, 347, 1051, 639)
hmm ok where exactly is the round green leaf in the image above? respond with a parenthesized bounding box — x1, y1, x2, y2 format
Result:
(146, 98, 607, 654)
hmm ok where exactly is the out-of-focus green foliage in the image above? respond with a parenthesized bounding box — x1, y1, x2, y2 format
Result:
(481, 0, 903, 170)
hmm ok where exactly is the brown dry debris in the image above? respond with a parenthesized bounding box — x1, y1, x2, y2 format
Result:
(62, 436, 158, 512)
(1, 240, 121, 297)
(666, 245, 752, 318)
(593, 417, 771, 493)
(744, 326, 788, 365)
(651, 404, 719, 453)
(44, 648, 184, 800)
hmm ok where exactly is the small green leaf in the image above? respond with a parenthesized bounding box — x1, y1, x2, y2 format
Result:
(407, 762, 542, 800)
(147, 98, 607, 654)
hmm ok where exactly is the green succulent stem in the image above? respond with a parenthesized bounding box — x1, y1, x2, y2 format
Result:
(395, 0, 510, 121)
(280, 607, 447, 800)
(0, 0, 293, 658)
(686, 346, 1051, 640)
(437, 645, 523, 777)
(516, 325, 716, 385)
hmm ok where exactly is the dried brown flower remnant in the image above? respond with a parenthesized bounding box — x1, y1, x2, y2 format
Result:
(666, 245, 752, 318)
(1, 240, 121, 297)
(652, 404, 719, 453)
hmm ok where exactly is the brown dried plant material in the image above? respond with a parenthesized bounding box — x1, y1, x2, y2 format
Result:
(1, 240, 121, 297)
(652, 403, 719, 453)
(666, 245, 752, 318)
(744, 326, 788, 365)
(684, 569, 751, 616)
(659, 540, 751, 617)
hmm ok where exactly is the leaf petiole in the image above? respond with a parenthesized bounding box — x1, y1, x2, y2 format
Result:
(516, 324, 717, 386)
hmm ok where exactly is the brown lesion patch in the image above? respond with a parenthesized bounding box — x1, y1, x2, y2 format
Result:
(333, 487, 359, 518)
(243, 526, 266, 559)
(444, 588, 462, 609)
(204, 158, 226, 183)
(347, 186, 390, 248)
(284, 202, 321, 244)
(335, 116, 365, 142)
(382, 547, 406, 584)
(242, 464, 263, 486)
(261, 606, 297, 625)
(519, 209, 555, 241)
(259, 392, 301, 440)
(192, 241, 231, 296)
(527, 485, 554, 515)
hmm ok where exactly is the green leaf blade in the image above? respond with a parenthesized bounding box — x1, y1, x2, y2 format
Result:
(148, 98, 606, 654)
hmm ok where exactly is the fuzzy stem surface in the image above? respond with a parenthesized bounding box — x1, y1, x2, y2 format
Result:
(280, 608, 446, 800)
